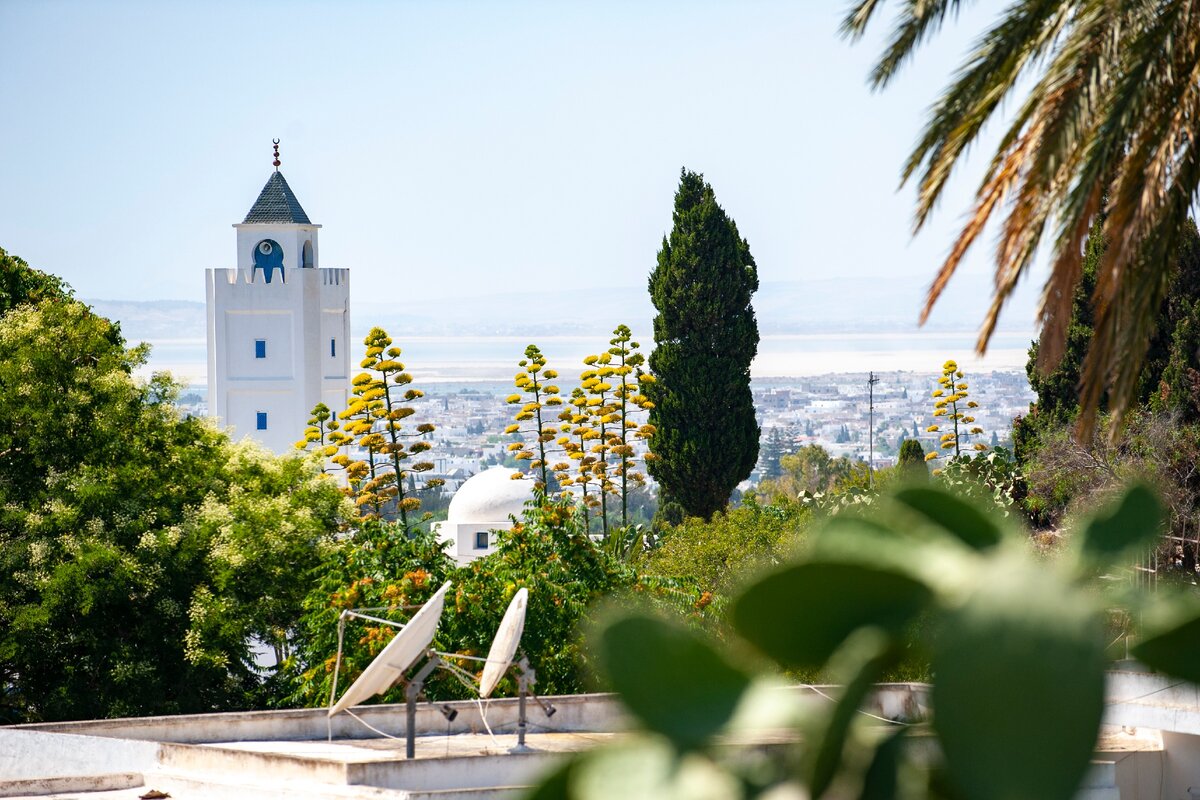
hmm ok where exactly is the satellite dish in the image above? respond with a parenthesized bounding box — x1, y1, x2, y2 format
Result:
(479, 588, 528, 698)
(328, 581, 452, 716)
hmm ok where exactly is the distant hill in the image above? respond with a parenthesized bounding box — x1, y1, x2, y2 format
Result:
(87, 274, 1038, 342)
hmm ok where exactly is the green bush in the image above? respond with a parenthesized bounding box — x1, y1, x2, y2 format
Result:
(645, 499, 810, 597)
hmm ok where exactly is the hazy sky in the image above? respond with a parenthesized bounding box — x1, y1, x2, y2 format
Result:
(0, 1, 1043, 330)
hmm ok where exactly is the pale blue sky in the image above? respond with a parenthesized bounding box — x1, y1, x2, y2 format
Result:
(0, 1, 1042, 330)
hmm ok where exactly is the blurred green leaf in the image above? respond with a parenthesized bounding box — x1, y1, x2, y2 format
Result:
(597, 613, 751, 750)
(733, 562, 932, 668)
(524, 757, 574, 800)
(1078, 483, 1162, 566)
(932, 560, 1106, 800)
(892, 487, 1003, 551)
(1132, 599, 1200, 683)
(570, 739, 742, 800)
(809, 629, 896, 799)
(859, 727, 907, 800)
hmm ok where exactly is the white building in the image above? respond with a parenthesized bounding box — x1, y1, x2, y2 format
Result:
(434, 467, 536, 565)
(206, 155, 351, 453)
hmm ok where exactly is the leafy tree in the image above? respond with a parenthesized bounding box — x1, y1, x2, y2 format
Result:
(760, 428, 788, 481)
(0, 298, 346, 721)
(647, 169, 759, 521)
(847, 1, 1200, 438)
(505, 345, 563, 490)
(0, 246, 69, 317)
(647, 499, 809, 596)
(896, 438, 928, 482)
(756, 445, 857, 501)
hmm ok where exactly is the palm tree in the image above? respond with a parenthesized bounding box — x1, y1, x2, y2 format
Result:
(846, 1, 1200, 438)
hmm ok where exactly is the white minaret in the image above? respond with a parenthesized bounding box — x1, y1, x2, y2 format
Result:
(206, 141, 351, 453)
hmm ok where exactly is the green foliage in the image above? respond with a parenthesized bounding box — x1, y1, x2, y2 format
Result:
(286, 494, 701, 707)
(756, 444, 858, 501)
(896, 438, 928, 482)
(1025, 217, 1200, 425)
(531, 483, 1178, 800)
(283, 521, 453, 708)
(647, 169, 760, 521)
(0, 298, 347, 721)
(933, 447, 1022, 517)
(0, 246, 70, 318)
(1020, 412, 1200, 561)
(440, 497, 646, 697)
(760, 428, 788, 480)
(645, 500, 809, 596)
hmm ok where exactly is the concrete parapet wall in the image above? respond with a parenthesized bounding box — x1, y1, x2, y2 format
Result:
(0, 728, 158, 781)
(11, 693, 631, 745)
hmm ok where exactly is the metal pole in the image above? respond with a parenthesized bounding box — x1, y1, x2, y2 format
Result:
(405, 654, 441, 760)
(867, 372, 879, 488)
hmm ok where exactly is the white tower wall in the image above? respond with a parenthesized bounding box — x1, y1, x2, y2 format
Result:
(206, 267, 350, 453)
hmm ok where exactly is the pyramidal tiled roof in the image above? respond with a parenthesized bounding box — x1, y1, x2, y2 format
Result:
(242, 171, 312, 224)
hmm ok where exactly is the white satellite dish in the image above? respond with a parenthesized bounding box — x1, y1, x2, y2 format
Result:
(479, 587, 528, 698)
(328, 581, 452, 717)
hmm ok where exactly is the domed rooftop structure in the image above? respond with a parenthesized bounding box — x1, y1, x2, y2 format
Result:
(446, 467, 536, 525)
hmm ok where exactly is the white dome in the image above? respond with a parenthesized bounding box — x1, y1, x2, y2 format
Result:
(447, 467, 537, 524)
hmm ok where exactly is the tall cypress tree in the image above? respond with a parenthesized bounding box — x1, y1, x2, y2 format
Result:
(646, 168, 760, 520)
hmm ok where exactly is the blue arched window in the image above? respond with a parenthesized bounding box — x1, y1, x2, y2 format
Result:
(253, 239, 284, 283)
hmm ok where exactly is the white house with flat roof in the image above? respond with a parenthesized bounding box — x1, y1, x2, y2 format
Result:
(206, 146, 351, 453)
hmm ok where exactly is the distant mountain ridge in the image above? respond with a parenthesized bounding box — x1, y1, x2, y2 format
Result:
(88, 275, 1038, 343)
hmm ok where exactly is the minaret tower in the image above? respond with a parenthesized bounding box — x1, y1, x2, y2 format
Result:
(206, 141, 351, 452)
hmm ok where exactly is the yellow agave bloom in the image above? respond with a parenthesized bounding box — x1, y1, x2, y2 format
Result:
(924, 452, 938, 461)
(956, 383, 969, 390)
(973, 443, 987, 451)
(938, 376, 952, 385)
(963, 416, 975, 423)
(942, 442, 956, 449)
(935, 399, 948, 408)
(970, 427, 984, 434)
(505, 394, 522, 403)
(503, 423, 520, 434)
(639, 374, 657, 383)
(956, 371, 964, 378)
(583, 355, 599, 365)
(545, 385, 560, 394)
(932, 389, 944, 397)
(932, 468, 943, 476)
(926, 425, 940, 432)
(967, 401, 979, 408)
(933, 409, 948, 416)
(544, 369, 558, 379)
(943, 360, 958, 370)
(940, 433, 955, 442)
